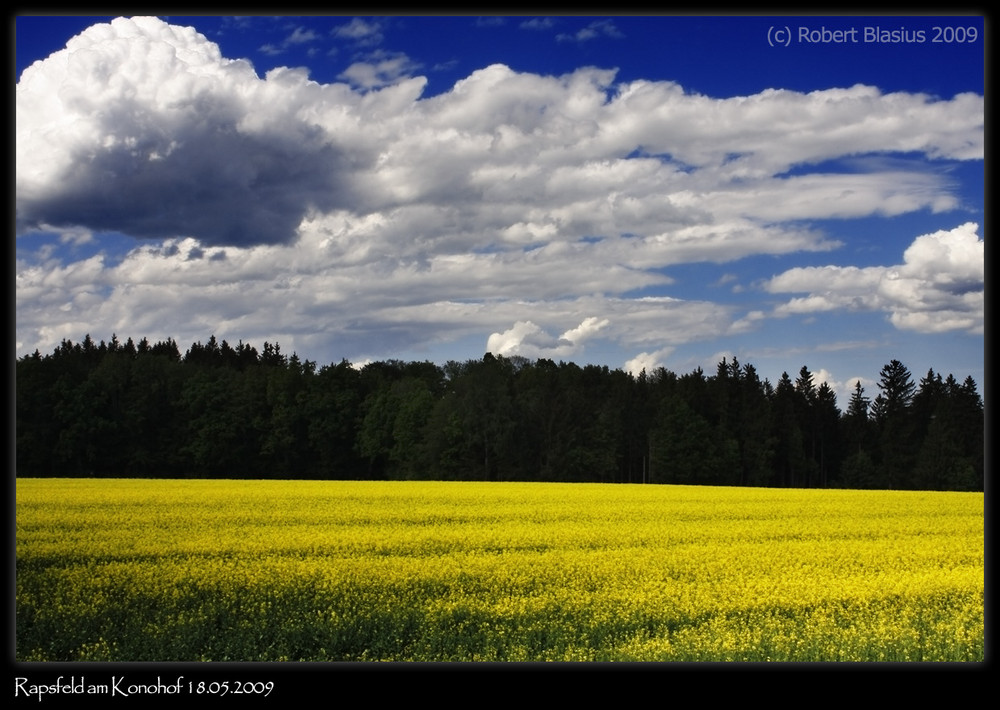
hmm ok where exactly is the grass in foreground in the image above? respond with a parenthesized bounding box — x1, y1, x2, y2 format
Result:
(16, 478, 984, 662)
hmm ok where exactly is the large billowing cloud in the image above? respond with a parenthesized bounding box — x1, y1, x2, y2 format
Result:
(17, 17, 981, 249)
(16, 18, 365, 247)
(15, 17, 984, 366)
(767, 222, 984, 334)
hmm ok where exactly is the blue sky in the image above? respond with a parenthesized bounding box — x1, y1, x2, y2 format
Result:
(15, 15, 984, 406)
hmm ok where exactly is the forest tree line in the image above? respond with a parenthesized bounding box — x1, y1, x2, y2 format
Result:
(14, 334, 985, 490)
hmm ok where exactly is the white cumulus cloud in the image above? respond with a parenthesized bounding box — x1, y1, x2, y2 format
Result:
(14, 17, 985, 367)
(767, 223, 983, 334)
(487, 316, 609, 359)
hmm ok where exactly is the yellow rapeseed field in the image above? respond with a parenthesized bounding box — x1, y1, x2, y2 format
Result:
(15, 478, 983, 662)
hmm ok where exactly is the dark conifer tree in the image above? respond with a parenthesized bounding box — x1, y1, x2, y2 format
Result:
(794, 366, 820, 487)
(873, 360, 917, 489)
(839, 381, 878, 488)
(772, 372, 809, 487)
(814, 382, 841, 488)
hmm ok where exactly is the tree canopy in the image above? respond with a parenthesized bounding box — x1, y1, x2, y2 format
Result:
(15, 335, 984, 490)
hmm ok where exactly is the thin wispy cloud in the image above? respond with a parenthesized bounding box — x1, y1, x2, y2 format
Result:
(286, 26, 319, 44)
(520, 18, 555, 31)
(258, 24, 322, 56)
(332, 17, 384, 46)
(337, 49, 422, 89)
(557, 20, 624, 43)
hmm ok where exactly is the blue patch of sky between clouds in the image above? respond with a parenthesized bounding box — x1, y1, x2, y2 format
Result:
(816, 211, 981, 266)
(776, 153, 976, 179)
(16, 229, 135, 265)
(15, 228, 230, 270)
(624, 147, 697, 172)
